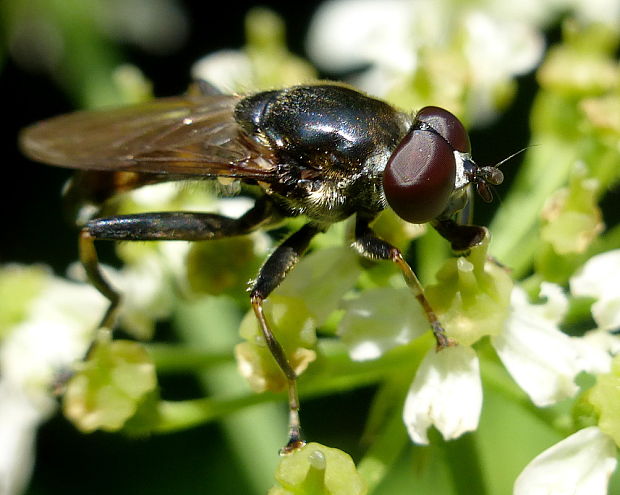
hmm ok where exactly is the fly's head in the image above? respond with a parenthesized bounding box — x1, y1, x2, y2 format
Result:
(382, 106, 504, 224)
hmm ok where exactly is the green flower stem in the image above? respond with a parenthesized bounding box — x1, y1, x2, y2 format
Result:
(301, 339, 425, 398)
(357, 400, 409, 493)
(444, 432, 488, 495)
(595, 223, 620, 255)
(155, 338, 427, 433)
(146, 343, 232, 372)
(159, 334, 579, 440)
(490, 135, 576, 277)
(156, 393, 279, 433)
(416, 228, 451, 285)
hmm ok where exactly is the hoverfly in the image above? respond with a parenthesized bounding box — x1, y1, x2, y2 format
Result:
(20, 81, 503, 453)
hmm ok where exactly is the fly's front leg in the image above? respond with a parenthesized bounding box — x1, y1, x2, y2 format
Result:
(79, 198, 274, 336)
(353, 216, 454, 349)
(249, 223, 323, 453)
(431, 218, 486, 252)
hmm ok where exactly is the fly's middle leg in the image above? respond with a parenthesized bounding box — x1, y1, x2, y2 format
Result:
(249, 223, 322, 453)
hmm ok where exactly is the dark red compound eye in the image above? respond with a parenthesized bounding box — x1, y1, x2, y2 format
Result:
(383, 106, 469, 224)
(415, 106, 471, 154)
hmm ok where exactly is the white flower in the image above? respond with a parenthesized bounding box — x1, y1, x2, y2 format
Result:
(567, 0, 620, 27)
(306, 0, 420, 75)
(0, 383, 42, 495)
(340, 278, 591, 443)
(1, 275, 106, 401)
(99, 0, 188, 55)
(0, 253, 176, 494)
(306, 0, 431, 97)
(461, 10, 544, 122)
(572, 329, 620, 375)
(306, 0, 544, 121)
(0, 267, 106, 495)
(338, 287, 427, 361)
(570, 249, 620, 332)
(492, 283, 583, 406)
(403, 346, 482, 443)
(564, 250, 620, 375)
(514, 426, 618, 495)
(192, 50, 255, 93)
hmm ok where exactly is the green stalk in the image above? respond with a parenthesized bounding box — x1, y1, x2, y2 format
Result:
(490, 134, 576, 276)
(147, 343, 232, 372)
(357, 402, 409, 493)
(155, 338, 427, 433)
(444, 432, 488, 495)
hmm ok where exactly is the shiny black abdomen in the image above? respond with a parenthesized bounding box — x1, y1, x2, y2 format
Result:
(234, 84, 405, 170)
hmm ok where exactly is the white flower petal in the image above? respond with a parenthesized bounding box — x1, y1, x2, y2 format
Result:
(191, 49, 254, 93)
(0, 382, 44, 495)
(570, 0, 620, 27)
(493, 286, 581, 406)
(570, 250, 620, 331)
(514, 427, 617, 495)
(279, 247, 360, 325)
(534, 282, 569, 323)
(0, 272, 102, 495)
(126, 182, 180, 208)
(464, 11, 544, 82)
(592, 297, 620, 333)
(570, 250, 620, 298)
(1, 278, 105, 404)
(306, 0, 418, 74)
(572, 329, 620, 374)
(462, 11, 544, 122)
(338, 288, 427, 361)
(101, 0, 188, 54)
(403, 346, 482, 444)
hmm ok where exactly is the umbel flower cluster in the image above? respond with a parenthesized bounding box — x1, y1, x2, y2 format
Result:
(3, 0, 620, 494)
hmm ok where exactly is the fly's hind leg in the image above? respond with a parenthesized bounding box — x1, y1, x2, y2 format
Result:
(249, 223, 323, 453)
(78, 199, 319, 452)
(77, 198, 274, 350)
(79, 229, 122, 333)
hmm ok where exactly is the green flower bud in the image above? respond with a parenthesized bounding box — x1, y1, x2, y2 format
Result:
(0, 264, 48, 337)
(63, 334, 157, 432)
(235, 247, 360, 391)
(187, 236, 260, 298)
(588, 354, 620, 447)
(236, 295, 316, 393)
(540, 164, 603, 256)
(537, 24, 620, 97)
(245, 8, 316, 89)
(269, 442, 367, 495)
(425, 231, 513, 346)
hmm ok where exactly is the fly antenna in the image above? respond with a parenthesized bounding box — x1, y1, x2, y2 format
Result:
(492, 145, 533, 169)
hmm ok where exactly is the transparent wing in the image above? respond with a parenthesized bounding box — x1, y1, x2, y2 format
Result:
(19, 94, 278, 180)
